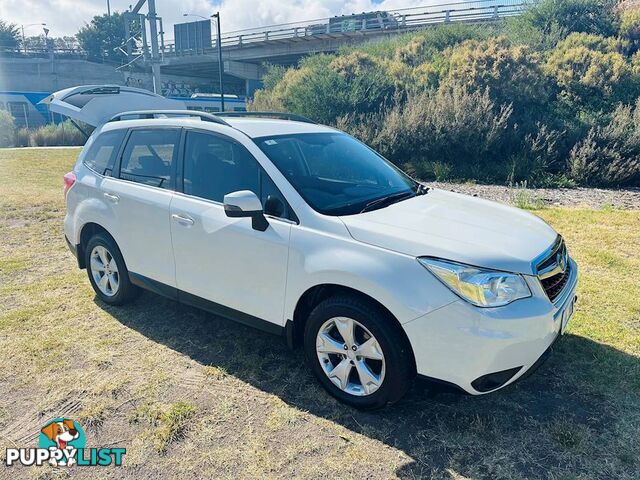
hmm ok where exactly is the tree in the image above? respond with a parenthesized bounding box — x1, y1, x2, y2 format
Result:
(77, 13, 128, 62)
(0, 19, 20, 50)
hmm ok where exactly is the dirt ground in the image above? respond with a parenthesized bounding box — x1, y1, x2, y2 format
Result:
(431, 182, 640, 210)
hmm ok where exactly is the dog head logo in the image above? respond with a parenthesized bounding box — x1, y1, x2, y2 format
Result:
(39, 418, 86, 466)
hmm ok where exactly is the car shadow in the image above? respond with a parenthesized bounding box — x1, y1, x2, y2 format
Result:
(100, 291, 639, 478)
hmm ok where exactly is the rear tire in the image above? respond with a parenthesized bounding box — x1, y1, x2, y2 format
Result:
(304, 294, 415, 409)
(85, 233, 140, 306)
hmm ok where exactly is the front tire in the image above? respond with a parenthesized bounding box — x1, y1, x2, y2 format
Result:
(304, 295, 415, 409)
(85, 233, 139, 306)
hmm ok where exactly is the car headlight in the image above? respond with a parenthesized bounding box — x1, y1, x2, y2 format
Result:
(418, 257, 531, 307)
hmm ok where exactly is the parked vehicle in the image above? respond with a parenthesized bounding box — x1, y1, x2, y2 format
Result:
(306, 11, 399, 35)
(47, 85, 578, 409)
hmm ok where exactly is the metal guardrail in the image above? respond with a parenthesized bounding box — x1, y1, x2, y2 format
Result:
(0, 47, 84, 56)
(161, 0, 529, 57)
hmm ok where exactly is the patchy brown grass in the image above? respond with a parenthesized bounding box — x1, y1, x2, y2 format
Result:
(0, 148, 638, 479)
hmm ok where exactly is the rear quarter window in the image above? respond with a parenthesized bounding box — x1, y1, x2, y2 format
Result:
(83, 129, 126, 176)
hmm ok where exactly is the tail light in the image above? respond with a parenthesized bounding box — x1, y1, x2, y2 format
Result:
(63, 172, 76, 198)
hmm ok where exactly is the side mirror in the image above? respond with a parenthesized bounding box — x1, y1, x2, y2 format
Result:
(223, 190, 269, 231)
(264, 194, 285, 218)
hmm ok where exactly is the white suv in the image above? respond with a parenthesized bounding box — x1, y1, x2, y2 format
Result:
(48, 85, 578, 408)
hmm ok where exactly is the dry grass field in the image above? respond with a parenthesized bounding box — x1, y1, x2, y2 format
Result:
(0, 147, 639, 479)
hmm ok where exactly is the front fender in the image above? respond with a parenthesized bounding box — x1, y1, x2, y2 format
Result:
(284, 227, 457, 325)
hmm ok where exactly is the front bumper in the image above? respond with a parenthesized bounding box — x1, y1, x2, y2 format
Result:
(404, 258, 578, 395)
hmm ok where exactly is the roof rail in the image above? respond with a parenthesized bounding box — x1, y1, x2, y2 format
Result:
(217, 111, 317, 124)
(108, 110, 230, 126)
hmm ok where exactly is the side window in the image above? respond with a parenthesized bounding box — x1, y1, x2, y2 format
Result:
(183, 131, 259, 203)
(119, 129, 180, 189)
(83, 129, 126, 175)
(184, 131, 294, 220)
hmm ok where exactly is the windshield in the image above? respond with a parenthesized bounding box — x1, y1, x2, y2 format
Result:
(255, 132, 419, 216)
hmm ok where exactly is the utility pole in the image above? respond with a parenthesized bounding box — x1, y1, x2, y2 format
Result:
(130, 0, 162, 93)
(211, 12, 224, 112)
(21, 23, 46, 54)
(107, 0, 111, 16)
(147, 0, 162, 94)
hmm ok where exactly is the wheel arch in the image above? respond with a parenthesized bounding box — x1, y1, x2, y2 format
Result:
(289, 283, 417, 373)
(78, 222, 115, 269)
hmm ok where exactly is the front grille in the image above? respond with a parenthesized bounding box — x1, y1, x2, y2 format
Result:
(540, 262, 571, 302)
(536, 237, 571, 303)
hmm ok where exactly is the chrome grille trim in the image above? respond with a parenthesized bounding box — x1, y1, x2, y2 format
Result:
(536, 236, 571, 303)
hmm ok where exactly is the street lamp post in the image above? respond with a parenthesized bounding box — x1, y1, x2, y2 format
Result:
(21, 23, 46, 54)
(182, 12, 224, 111)
(211, 12, 224, 112)
(182, 13, 208, 20)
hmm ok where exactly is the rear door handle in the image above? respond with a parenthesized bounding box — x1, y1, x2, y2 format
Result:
(171, 213, 195, 226)
(103, 192, 119, 203)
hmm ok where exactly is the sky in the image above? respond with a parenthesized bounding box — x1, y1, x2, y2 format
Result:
(0, 0, 443, 38)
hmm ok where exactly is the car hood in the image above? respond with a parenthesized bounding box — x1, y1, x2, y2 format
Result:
(339, 189, 557, 275)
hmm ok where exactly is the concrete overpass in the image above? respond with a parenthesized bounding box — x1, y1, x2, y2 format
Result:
(154, 0, 527, 95)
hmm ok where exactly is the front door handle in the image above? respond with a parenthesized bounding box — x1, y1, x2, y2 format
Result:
(103, 192, 119, 203)
(171, 213, 195, 226)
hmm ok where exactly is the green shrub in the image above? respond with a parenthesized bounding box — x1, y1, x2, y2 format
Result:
(507, 0, 619, 46)
(507, 125, 565, 186)
(394, 23, 492, 67)
(338, 86, 513, 180)
(251, 0, 640, 187)
(0, 110, 16, 147)
(251, 53, 395, 123)
(545, 32, 640, 114)
(510, 181, 545, 209)
(14, 128, 30, 147)
(329, 52, 396, 113)
(252, 55, 348, 123)
(29, 121, 88, 147)
(619, 8, 640, 41)
(441, 37, 551, 128)
(569, 99, 640, 186)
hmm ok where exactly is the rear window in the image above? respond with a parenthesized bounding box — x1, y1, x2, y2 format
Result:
(83, 129, 126, 176)
(119, 129, 180, 189)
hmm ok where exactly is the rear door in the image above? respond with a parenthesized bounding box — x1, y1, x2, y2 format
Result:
(103, 127, 182, 289)
(41, 85, 186, 127)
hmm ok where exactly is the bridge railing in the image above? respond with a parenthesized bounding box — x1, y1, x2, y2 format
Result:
(162, 0, 530, 56)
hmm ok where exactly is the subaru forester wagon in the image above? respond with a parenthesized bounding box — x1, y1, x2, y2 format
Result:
(46, 85, 578, 408)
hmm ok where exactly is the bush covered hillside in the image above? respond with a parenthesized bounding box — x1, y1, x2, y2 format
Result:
(251, 0, 640, 187)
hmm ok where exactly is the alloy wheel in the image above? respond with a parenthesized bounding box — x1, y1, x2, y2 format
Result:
(90, 245, 119, 297)
(316, 316, 386, 396)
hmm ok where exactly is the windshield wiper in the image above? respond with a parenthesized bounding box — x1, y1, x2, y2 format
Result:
(415, 183, 429, 195)
(360, 191, 415, 213)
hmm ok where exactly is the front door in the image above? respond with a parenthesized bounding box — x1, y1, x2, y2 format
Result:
(170, 130, 292, 326)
